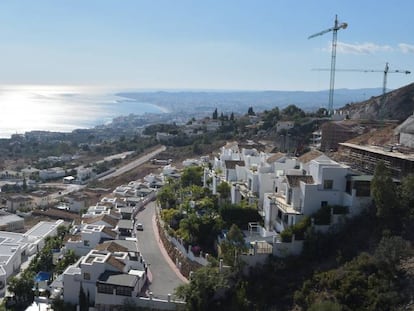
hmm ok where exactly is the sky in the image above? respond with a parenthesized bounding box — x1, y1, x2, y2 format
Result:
(0, 0, 413, 91)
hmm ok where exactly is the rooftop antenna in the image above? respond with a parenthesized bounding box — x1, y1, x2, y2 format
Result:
(308, 15, 348, 116)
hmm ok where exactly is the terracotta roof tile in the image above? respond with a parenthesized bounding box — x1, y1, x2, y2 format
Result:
(95, 241, 127, 253)
(106, 255, 125, 272)
(298, 150, 323, 164)
(286, 175, 314, 187)
(224, 160, 245, 169)
(102, 227, 118, 239)
(83, 214, 118, 228)
(266, 152, 285, 164)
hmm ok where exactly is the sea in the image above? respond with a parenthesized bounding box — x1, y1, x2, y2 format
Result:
(0, 85, 166, 139)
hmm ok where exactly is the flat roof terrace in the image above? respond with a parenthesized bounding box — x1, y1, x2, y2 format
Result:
(24, 220, 64, 238)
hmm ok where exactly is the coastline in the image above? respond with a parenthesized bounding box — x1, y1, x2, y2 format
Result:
(0, 88, 173, 139)
(115, 92, 172, 114)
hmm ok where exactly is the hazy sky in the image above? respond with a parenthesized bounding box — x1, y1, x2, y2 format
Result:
(0, 0, 413, 91)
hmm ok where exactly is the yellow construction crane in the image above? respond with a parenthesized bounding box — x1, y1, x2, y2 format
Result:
(308, 15, 348, 116)
(313, 62, 411, 95)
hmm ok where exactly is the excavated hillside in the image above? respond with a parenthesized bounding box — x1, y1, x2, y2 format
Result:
(340, 82, 414, 121)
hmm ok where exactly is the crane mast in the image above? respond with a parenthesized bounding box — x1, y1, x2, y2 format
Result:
(308, 15, 348, 116)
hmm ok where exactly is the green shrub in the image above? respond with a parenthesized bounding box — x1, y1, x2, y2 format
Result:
(280, 229, 293, 242)
(313, 205, 331, 225)
(332, 205, 349, 215)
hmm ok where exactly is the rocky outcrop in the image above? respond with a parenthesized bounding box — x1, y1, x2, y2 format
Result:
(340, 83, 414, 121)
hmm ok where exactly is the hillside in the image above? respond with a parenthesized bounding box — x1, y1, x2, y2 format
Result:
(340, 82, 414, 121)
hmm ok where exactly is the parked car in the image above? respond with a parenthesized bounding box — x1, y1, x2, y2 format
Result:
(136, 223, 144, 231)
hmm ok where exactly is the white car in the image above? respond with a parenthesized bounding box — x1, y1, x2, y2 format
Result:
(136, 223, 144, 231)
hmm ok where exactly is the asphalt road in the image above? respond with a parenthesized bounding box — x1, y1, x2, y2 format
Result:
(99, 145, 166, 181)
(135, 201, 185, 299)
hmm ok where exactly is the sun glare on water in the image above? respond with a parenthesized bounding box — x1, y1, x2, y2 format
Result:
(0, 85, 115, 138)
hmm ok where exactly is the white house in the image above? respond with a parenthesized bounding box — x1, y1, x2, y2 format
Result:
(39, 167, 66, 181)
(77, 166, 94, 183)
(65, 224, 118, 256)
(63, 193, 90, 213)
(62, 241, 148, 307)
(263, 155, 371, 234)
(0, 220, 64, 296)
(6, 195, 33, 212)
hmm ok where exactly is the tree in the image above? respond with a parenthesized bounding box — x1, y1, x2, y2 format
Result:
(192, 142, 202, 155)
(51, 297, 76, 311)
(308, 301, 343, 311)
(216, 182, 231, 201)
(55, 250, 79, 275)
(175, 266, 229, 311)
(220, 224, 247, 268)
(212, 108, 218, 120)
(79, 283, 89, 311)
(57, 225, 68, 240)
(315, 107, 328, 117)
(247, 107, 255, 116)
(157, 184, 177, 208)
(374, 235, 412, 273)
(371, 161, 399, 229)
(8, 272, 35, 304)
(178, 213, 200, 244)
(281, 104, 305, 120)
(181, 166, 203, 187)
(399, 173, 414, 238)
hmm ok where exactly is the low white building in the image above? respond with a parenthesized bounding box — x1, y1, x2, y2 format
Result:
(65, 224, 118, 256)
(77, 166, 94, 183)
(0, 213, 24, 232)
(263, 155, 371, 234)
(39, 167, 66, 181)
(6, 195, 33, 212)
(62, 241, 148, 307)
(0, 220, 64, 296)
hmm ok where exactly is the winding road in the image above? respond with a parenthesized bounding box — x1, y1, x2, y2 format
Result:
(135, 201, 186, 299)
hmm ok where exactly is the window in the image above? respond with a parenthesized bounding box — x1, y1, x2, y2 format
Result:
(97, 284, 113, 294)
(323, 180, 333, 190)
(321, 201, 328, 208)
(83, 272, 90, 280)
(115, 286, 132, 297)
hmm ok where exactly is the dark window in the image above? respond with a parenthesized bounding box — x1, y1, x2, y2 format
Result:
(345, 180, 352, 194)
(323, 180, 333, 190)
(97, 284, 113, 294)
(83, 272, 90, 280)
(355, 181, 371, 197)
(321, 201, 328, 207)
(115, 286, 132, 297)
